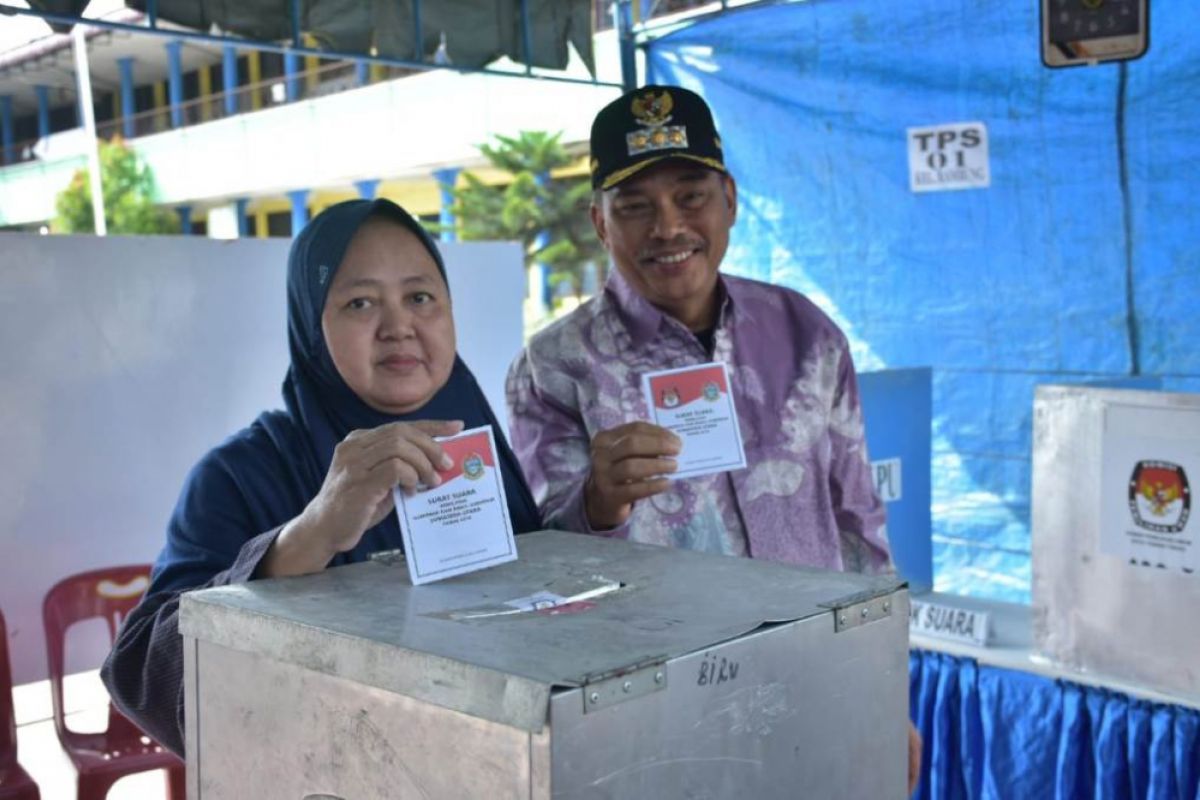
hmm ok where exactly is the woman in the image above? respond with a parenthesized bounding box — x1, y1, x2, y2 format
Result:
(101, 199, 541, 756)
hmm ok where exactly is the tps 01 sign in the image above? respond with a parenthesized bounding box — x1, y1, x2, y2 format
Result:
(907, 122, 990, 193)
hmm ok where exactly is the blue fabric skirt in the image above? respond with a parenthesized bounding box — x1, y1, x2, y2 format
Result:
(910, 650, 1199, 800)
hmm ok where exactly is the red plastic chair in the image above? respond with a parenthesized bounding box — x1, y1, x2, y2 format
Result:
(1, 609, 40, 800)
(42, 566, 184, 800)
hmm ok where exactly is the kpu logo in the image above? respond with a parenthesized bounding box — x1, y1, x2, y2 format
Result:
(1128, 460, 1190, 533)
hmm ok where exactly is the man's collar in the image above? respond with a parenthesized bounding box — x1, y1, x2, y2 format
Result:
(603, 267, 736, 348)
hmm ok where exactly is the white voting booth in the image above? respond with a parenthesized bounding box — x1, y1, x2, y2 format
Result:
(1032, 385, 1200, 702)
(0, 232, 524, 686)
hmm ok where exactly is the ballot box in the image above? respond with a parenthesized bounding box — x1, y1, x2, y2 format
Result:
(1032, 385, 1200, 702)
(180, 531, 909, 799)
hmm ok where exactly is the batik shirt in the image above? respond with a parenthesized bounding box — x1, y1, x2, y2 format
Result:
(506, 269, 892, 574)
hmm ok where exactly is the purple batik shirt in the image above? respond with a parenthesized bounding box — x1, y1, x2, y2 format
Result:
(505, 269, 892, 574)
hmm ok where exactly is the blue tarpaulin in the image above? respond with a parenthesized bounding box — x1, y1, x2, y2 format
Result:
(645, 0, 1199, 603)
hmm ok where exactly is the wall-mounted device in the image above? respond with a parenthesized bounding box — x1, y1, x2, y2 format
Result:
(1041, 0, 1148, 67)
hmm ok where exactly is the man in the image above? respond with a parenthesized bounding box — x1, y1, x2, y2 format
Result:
(506, 84, 920, 793)
(507, 85, 889, 573)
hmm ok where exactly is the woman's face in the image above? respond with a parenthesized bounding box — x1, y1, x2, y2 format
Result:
(321, 217, 456, 415)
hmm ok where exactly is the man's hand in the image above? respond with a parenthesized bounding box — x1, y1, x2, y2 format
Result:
(584, 421, 680, 529)
(908, 720, 923, 796)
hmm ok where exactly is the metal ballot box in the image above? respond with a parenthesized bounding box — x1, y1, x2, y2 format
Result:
(180, 531, 909, 799)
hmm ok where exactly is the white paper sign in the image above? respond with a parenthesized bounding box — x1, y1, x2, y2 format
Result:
(642, 361, 748, 480)
(872, 457, 903, 502)
(907, 121, 990, 192)
(909, 599, 991, 647)
(393, 425, 517, 585)
(1100, 405, 1198, 577)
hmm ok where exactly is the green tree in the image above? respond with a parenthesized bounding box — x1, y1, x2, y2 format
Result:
(54, 137, 180, 235)
(446, 131, 605, 300)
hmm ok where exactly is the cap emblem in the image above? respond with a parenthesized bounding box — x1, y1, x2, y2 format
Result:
(631, 89, 674, 126)
(627, 90, 688, 157)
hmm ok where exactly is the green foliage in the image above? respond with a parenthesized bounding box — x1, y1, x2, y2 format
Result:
(445, 131, 604, 298)
(54, 137, 180, 235)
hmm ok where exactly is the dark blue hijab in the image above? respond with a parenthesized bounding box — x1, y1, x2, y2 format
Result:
(153, 200, 539, 591)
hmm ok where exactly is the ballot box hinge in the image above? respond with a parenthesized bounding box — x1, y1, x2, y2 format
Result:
(582, 661, 668, 713)
(830, 595, 894, 633)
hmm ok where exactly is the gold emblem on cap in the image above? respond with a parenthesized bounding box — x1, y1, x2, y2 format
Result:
(627, 90, 688, 159)
(627, 125, 688, 158)
(631, 90, 674, 127)
(589, 157, 599, 174)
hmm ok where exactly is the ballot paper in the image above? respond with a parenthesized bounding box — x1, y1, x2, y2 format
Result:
(425, 575, 625, 621)
(393, 425, 517, 585)
(642, 361, 747, 480)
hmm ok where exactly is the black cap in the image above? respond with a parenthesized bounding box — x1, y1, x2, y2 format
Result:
(589, 84, 726, 191)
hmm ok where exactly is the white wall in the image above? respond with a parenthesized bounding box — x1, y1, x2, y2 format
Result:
(0, 232, 524, 684)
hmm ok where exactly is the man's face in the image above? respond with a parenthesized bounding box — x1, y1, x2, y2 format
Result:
(592, 161, 737, 330)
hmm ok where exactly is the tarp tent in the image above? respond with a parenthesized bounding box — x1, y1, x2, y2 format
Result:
(646, 0, 1199, 602)
(25, 0, 596, 72)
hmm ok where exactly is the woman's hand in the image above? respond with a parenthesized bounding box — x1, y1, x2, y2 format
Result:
(261, 419, 464, 577)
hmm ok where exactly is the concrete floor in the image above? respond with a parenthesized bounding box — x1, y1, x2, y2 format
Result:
(12, 670, 170, 800)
